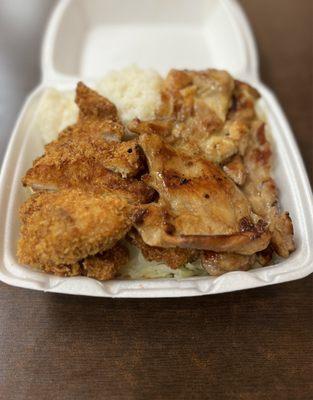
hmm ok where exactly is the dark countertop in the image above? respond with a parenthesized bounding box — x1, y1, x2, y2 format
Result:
(0, 1, 312, 399)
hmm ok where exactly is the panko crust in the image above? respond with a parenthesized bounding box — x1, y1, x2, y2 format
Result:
(23, 82, 154, 204)
(18, 189, 133, 268)
(28, 242, 129, 280)
(22, 133, 153, 204)
(75, 81, 125, 141)
(82, 242, 129, 280)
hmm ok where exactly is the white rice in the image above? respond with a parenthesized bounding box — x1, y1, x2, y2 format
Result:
(36, 89, 78, 144)
(38, 66, 163, 144)
(97, 65, 163, 123)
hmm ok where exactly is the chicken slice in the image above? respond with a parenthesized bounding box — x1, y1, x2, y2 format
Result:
(81, 242, 129, 280)
(22, 137, 153, 203)
(242, 121, 295, 257)
(27, 132, 143, 178)
(256, 245, 274, 267)
(75, 81, 125, 141)
(201, 251, 256, 276)
(36, 262, 82, 277)
(23, 82, 153, 203)
(202, 80, 260, 163)
(127, 230, 199, 269)
(129, 70, 260, 164)
(228, 80, 260, 123)
(134, 134, 270, 255)
(18, 189, 133, 268)
(222, 154, 246, 186)
(23, 87, 154, 204)
(159, 69, 234, 122)
(28, 242, 129, 280)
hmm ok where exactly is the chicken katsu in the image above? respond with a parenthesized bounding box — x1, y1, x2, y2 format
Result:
(18, 189, 132, 271)
(17, 69, 295, 280)
(23, 83, 154, 204)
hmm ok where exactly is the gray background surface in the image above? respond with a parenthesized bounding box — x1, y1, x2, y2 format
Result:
(0, 0, 55, 162)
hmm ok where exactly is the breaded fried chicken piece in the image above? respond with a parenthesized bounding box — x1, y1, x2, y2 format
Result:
(128, 230, 199, 269)
(22, 132, 154, 203)
(30, 242, 129, 280)
(23, 83, 154, 204)
(26, 133, 144, 180)
(75, 81, 125, 141)
(23, 155, 153, 204)
(18, 189, 133, 268)
(82, 242, 129, 280)
(37, 262, 82, 277)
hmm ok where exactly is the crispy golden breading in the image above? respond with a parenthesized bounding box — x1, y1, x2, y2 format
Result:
(201, 251, 256, 276)
(35, 262, 82, 277)
(23, 156, 153, 204)
(82, 242, 129, 280)
(135, 134, 270, 255)
(22, 132, 154, 203)
(29, 242, 129, 280)
(25, 134, 144, 180)
(18, 189, 133, 268)
(75, 81, 125, 141)
(128, 230, 199, 269)
(23, 83, 153, 204)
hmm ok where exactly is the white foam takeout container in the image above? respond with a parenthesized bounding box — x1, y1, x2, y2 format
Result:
(0, 0, 312, 297)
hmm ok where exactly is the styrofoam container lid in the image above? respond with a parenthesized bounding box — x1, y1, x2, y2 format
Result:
(0, 0, 312, 297)
(41, 0, 259, 83)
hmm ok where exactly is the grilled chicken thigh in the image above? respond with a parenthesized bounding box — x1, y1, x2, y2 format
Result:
(30, 242, 129, 280)
(129, 69, 259, 165)
(134, 133, 270, 255)
(242, 121, 295, 257)
(201, 251, 256, 276)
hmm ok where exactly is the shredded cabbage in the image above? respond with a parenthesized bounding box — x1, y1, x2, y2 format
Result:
(119, 244, 207, 280)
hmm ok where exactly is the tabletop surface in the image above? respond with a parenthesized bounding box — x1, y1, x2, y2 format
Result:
(0, 1, 312, 399)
